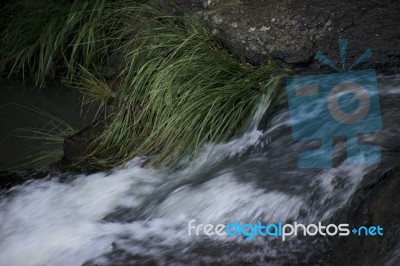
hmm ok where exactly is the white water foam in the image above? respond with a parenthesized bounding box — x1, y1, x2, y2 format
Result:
(0, 91, 379, 265)
(0, 121, 299, 265)
(0, 169, 145, 265)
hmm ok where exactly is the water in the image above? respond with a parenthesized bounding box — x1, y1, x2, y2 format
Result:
(0, 74, 399, 265)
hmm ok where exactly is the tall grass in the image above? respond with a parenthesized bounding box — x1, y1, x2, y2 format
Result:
(1, 105, 78, 174)
(82, 6, 291, 167)
(1, 1, 291, 170)
(0, 0, 114, 87)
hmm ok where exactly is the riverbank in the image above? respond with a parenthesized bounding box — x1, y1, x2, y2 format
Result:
(0, 0, 399, 264)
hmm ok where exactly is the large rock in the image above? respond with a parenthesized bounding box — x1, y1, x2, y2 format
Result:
(167, 0, 400, 70)
(326, 163, 400, 265)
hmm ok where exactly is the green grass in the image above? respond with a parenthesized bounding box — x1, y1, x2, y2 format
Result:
(68, 65, 115, 114)
(0, 0, 115, 87)
(1, 105, 78, 174)
(82, 7, 291, 167)
(0, 1, 291, 170)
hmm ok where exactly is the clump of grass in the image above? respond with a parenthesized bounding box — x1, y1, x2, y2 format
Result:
(68, 65, 115, 112)
(81, 6, 291, 168)
(0, 0, 114, 87)
(1, 1, 291, 170)
(1, 105, 78, 174)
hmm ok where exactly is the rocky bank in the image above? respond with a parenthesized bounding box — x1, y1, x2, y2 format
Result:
(165, 0, 400, 70)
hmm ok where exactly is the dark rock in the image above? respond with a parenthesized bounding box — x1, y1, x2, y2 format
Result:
(166, 0, 400, 70)
(0, 170, 49, 190)
(60, 120, 106, 172)
(326, 163, 400, 265)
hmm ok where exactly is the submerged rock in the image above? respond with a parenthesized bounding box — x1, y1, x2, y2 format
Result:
(166, 0, 400, 70)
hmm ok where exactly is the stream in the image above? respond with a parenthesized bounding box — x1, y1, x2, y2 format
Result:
(0, 73, 399, 265)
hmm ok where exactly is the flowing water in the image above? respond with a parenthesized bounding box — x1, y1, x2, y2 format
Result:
(0, 73, 399, 265)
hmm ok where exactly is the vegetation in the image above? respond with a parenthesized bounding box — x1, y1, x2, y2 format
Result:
(1, 105, 78, 173)
(0, 0, 120, 87)
(0, 0, 291, 171)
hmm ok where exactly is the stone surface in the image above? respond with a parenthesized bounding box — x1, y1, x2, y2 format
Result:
(166, 0, 400, 70)
(61, 119, 106, 172)
(327, 163, 400, 265)
(0, 170, 49, 190)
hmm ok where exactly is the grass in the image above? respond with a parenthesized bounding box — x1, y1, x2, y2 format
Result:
(1, 105, 78, 174)
(0, 1, 291, 170)
(68, 65, 115, 116)
(0, 0, 115, 88)
(81, 6, 291, 167)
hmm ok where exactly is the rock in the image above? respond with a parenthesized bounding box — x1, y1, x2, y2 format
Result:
(165, 0, 400, 70)
(0, 170, 49, 190)
(326, 163, 400, 265)
(60, 120, 106, 172)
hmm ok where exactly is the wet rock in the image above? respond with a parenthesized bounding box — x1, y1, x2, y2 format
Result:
(327, 164, 400, 265)
(0, 170, 49, 190)
(166, 0, 400, 70)
(60, 120, 106, 172)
